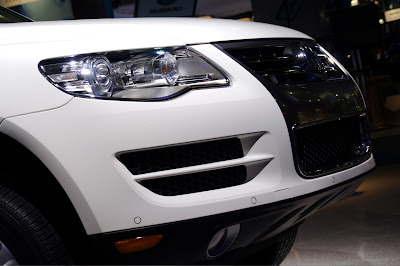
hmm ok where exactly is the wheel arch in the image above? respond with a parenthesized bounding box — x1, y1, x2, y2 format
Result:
(0, 120, 101, 258)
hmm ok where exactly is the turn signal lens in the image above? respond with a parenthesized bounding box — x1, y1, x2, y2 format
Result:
(115, 235, 163, 254)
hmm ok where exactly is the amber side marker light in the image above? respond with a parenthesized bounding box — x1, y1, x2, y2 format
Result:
(115, 235, 163, 254)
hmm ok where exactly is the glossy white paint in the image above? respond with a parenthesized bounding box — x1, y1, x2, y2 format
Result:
(0, 41, 375, 234)
(0, 18, 310, 46)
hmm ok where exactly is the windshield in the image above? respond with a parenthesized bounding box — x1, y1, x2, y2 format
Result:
(0, 6, 32, 23)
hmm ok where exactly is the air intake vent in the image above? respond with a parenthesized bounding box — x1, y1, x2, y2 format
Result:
(118, 133, 271, 196)
(139, 166, 247, 196)
(295, 115, 370, 177)
(119, 137, 243, 175)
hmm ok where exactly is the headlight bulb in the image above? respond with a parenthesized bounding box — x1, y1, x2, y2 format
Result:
(80, 56, 113, 97)
(92, 57, 113, 96)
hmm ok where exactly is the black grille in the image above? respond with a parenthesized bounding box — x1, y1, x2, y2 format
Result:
(295, 116, 370, 177)
(218, 39, 370, 178)
(218, 39, 345, 86)
(139, 166, 247, 196)
(119, 138, 243, 175)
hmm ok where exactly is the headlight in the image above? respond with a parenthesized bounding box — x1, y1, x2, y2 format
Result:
(39, 47, 229, 100)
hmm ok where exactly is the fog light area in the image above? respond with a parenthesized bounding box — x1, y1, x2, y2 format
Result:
(207, 224, 240, 258)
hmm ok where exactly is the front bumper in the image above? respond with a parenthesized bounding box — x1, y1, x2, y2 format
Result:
(87, 169, 372, 264)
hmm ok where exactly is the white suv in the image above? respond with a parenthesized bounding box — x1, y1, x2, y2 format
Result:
(0, 6, 375, 265)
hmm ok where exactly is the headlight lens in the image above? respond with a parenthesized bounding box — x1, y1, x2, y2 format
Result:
(39, 47, 229, 100)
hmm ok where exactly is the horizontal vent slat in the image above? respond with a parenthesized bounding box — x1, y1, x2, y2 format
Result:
(139, 166, 247, 196)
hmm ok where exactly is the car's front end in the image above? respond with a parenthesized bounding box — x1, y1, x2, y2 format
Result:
(0, 16, 375, 264)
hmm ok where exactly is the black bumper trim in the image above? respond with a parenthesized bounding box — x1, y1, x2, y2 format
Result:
(86, 168, 374, 264)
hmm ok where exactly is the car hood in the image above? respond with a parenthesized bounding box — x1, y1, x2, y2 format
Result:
(0, 17, 311, 47)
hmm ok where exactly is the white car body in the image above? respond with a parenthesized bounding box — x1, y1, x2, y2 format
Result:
(0, 15, 375, 264)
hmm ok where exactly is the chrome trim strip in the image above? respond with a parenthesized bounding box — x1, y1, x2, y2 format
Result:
(134, 155, 272, 182)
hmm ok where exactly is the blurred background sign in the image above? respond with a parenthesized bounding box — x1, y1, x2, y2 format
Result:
(385, 8, 400, 22)
(135, 0, 196, 17)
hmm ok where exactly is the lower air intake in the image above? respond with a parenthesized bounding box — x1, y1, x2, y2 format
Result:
(119, 137, 243, 175)
(139, 166, 247, 196)
(295, 115, 370, 177)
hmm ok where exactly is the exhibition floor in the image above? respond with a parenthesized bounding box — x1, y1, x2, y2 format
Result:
(282, 162, 400, 265)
